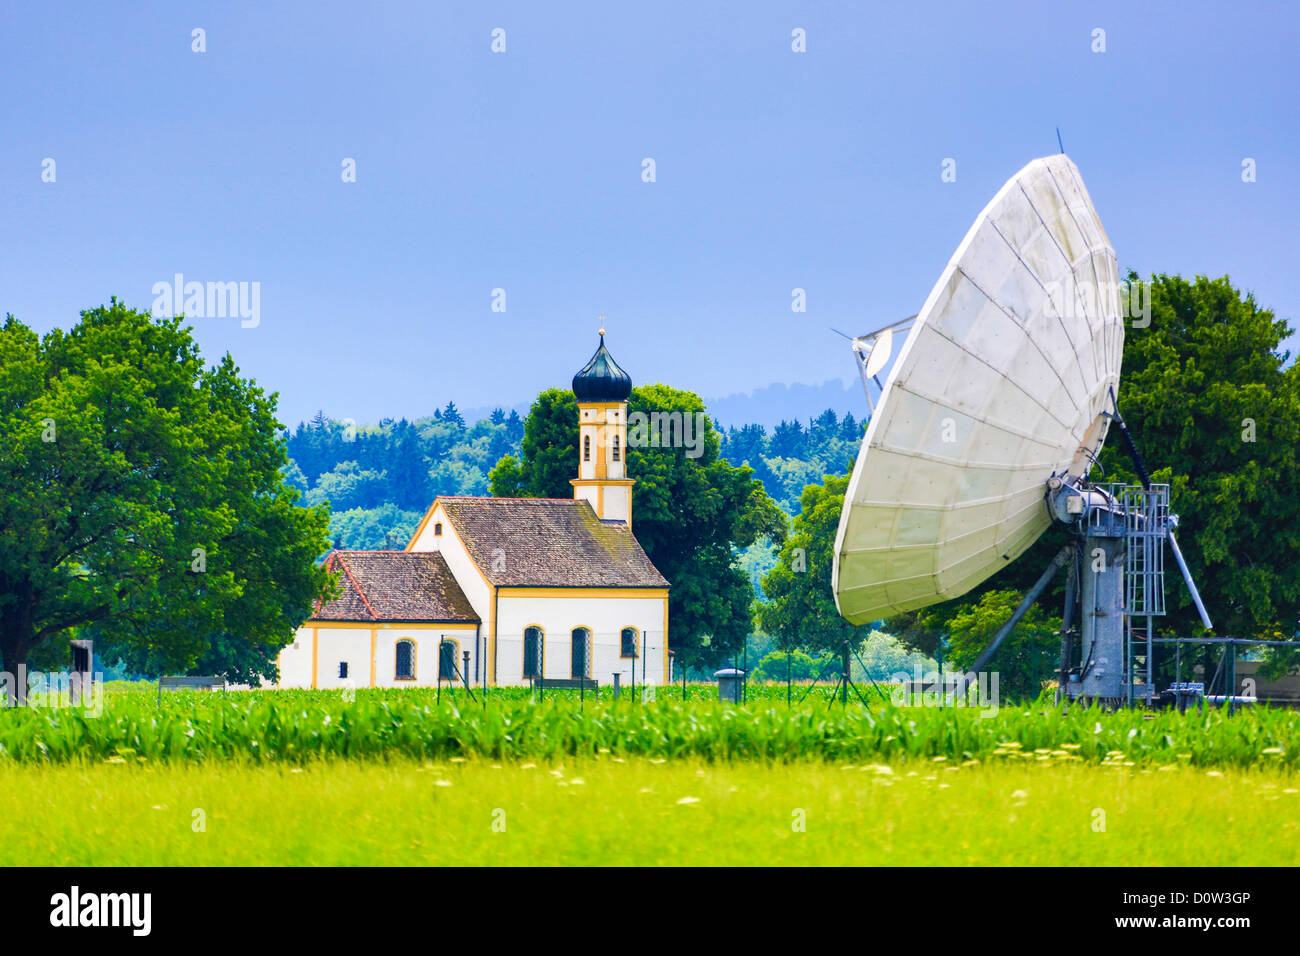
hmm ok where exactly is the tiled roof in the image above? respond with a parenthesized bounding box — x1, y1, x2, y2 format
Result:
(312, 551, 480, 623)
(438, 497, 670, 589)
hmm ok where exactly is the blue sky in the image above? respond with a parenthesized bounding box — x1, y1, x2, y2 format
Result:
(3, 1, 1297, 428)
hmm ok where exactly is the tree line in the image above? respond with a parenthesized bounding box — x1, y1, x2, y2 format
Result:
(4, 273, 1295, 691)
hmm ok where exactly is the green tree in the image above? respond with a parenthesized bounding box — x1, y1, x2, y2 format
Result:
(756, 473, 871, 655)
(488, 454, 526, 497)
(0, 301, 334, 692)
(501, 389, 581, 498)
(942, 590, 1061, 699)
(749, 648, 837, 682)
(493, 385, 787, 669)
(305, 460, 389, 511)
(329, 503, 425, 551)
(1103, 274, 1300, 657)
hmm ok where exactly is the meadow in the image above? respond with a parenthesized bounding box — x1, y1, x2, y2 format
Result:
(5, 756, 1298, 866)
(2, 684, 1295, 865)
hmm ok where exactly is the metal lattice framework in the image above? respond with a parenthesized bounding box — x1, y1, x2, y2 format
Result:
(1123, 484, 1168, 618)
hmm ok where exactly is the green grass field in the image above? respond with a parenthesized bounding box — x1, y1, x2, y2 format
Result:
(5, 756, 1297, 866)
(3, 685, 1296, 865)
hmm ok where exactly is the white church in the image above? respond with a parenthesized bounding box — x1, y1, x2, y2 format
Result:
(275, 333, 672, 690)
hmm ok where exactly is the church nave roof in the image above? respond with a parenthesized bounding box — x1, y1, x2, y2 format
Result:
(313, 550, 480, 623)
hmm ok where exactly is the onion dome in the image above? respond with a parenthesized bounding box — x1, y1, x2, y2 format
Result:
(572, 333, 632, 402)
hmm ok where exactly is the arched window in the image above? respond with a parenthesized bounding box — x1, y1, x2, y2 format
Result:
(612, 434, 621, 462)
(570, 628, 592, 679)
(395, 639, 416, 680)
(523, 626, 544, 679)
(620, 627, 639, 659)
(434, 522, 443, 536)
(438, 639, 459, 680)
(583, 435, 591, 462)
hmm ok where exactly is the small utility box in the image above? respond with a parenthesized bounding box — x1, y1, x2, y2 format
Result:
(714, 668, 745, 703)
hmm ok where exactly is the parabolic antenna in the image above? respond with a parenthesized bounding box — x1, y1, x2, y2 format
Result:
(833, 154, 1125, 625)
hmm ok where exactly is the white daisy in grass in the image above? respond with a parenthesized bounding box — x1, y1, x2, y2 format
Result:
(676, 796, 700, 805)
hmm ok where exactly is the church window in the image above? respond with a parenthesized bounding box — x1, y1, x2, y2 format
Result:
(583, 435, 591, 462)
(523, 627, 544, 679)
(620, 627, 639, 659)
(395, 640, 416, 680)
(338, 662, 348, 679)
(571, 628, 592, 679)
(434, 522, 443, 536)
(439, 639, 459, 680)
(612, 434, 621, 462)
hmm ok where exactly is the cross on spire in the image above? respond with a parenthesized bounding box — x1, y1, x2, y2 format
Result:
(598, 314, 606, 337)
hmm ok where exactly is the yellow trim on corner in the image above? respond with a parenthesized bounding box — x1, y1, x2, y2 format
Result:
(488, 585, 497, 685)
(305, 620, 478, 630)
(663, 595, 670, 684)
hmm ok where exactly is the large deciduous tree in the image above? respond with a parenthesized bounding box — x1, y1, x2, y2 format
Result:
(1102, 274, 1300, 644)
(756, 473, 870, 655)
(490, 384, 787, 670)
(0, 301, 334, 690)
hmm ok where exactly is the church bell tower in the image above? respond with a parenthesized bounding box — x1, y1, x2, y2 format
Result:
(570, 322, 634, 526)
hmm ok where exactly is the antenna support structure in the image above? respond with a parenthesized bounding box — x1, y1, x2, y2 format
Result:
(1044, 475, 1170, 705)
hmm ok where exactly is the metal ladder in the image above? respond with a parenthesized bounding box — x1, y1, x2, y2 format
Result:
(1124, 485, 1168, 705)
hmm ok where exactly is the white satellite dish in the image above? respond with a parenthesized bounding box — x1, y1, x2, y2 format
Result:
(863, 326, 893, 378)
(833, 154, 1125, 625)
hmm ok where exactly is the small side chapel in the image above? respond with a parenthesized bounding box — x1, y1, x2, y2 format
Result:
(276, 332, 671, 690)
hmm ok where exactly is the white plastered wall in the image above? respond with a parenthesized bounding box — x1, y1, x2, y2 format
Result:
(493, 591, 668, 687)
